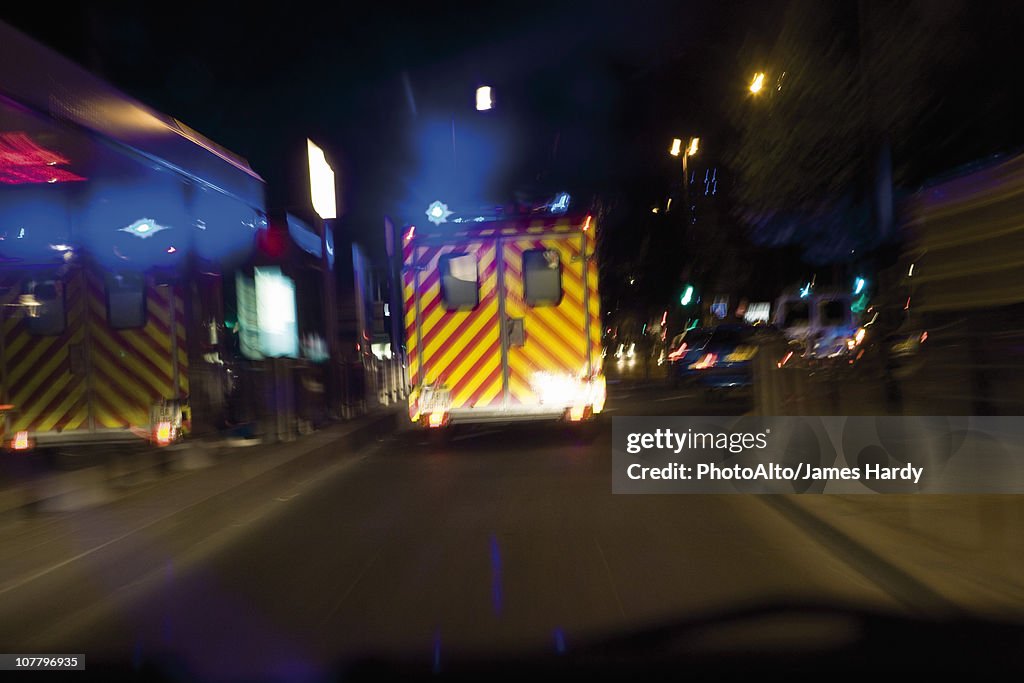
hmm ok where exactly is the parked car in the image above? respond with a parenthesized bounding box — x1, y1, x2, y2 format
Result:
(666, 324, 780, 394)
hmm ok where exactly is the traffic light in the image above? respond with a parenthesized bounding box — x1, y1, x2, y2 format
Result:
(680, 284, 695, 306)
(851, 275, 869, 313)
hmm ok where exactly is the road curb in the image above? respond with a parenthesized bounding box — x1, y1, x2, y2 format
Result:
(760, 495, 963, 617)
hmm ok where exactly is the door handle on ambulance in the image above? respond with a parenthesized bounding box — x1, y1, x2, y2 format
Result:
(507, 317, 525, 348)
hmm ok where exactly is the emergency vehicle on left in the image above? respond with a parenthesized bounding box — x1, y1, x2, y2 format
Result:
(0, 20, 266, 452)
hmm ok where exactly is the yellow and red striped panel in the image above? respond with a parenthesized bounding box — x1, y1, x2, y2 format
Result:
(504, 235, 590, 406)
(402, 236, 419, 386)
(586, 237, 603, 375)
(401, 216, 603, 416)
(3, 272, 88, 434)
(407, 242, 503, 410)
(86, 272, 187, 429)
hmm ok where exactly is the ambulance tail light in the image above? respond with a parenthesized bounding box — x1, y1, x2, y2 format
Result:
(11, 431, 31, 451)
(426, 412, 447, 429)
(155, 421, 173, 446)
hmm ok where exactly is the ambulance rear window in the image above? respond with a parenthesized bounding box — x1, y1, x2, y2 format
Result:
(25, 280, 66, 336)
(439, 253, 479, 310)
(523, 249, 562, 306)
(106, 272, 147, 329)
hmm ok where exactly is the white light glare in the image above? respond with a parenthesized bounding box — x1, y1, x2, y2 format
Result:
(551, 193, 570, 213)
(307, 138, 337, 220)
(750, 72, 766, 94)
(476, 86, 493, 111)
(120, 218, 168, 239)
(425, 201, 452, 225)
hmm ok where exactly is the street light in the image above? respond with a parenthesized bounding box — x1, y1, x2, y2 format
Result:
(670, 136, 699, 222)
(306, 138, 340, 409)
(749, 72, 766, 94)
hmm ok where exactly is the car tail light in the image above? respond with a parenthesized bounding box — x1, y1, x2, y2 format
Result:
(690, 353, 718, 370)
(667, 343, 688, 361)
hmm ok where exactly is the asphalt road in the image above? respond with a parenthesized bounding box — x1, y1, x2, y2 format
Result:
(0, 379, 1021, 680)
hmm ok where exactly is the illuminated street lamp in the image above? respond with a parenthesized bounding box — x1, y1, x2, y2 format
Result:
(670, 136, 699, 222)
(307, 139, 337, 220)
(749, 71, 766, 94)
(306, 138, 339, 402)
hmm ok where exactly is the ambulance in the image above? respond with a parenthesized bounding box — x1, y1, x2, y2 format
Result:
(0, 20, 265, 451)
(402, 211, 605, 427)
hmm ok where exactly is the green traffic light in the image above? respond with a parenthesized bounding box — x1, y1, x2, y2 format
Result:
(680, 285, 694, 306)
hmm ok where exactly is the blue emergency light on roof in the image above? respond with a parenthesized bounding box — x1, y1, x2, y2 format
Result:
(426, 201, 452, 225)
(120, 218, 169, 239)
(550, 193, 570, 214)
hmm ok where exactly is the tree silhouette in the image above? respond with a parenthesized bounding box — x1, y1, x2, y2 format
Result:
(726, 0, 969, 263)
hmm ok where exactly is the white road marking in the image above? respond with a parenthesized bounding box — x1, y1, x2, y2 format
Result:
(0, 445, 368, 598)
(653, 394, 696, 402)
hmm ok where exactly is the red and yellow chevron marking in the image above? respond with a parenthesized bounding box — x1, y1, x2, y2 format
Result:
(2, 272, 88, 434)
(586, 241, 603, 375)
(402, 239, 420, 386)
(86, 272, 187, 429)
(504, 235, 590, 406)
(407, 242, 503, 410)
(401, 214, 603, 417)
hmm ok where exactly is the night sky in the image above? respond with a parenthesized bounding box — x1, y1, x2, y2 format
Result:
(4, 1, 1022, 279)
(0, 2, 784, 257)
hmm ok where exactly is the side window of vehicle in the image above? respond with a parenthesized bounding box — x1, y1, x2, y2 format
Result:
(818, 300, 848, 326)
(439, 253, 479, 310)
(523, 248, 562, 306)
(25, 280, 66, 336)
(106, 272, 147, 329)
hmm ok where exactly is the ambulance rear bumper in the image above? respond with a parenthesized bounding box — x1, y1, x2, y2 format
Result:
(445, 406, 569, 425)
